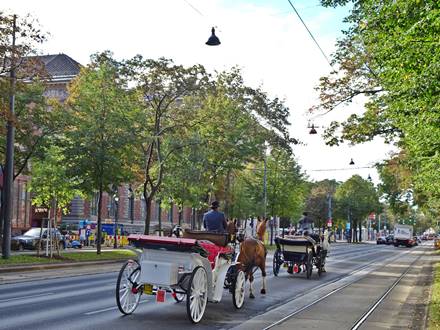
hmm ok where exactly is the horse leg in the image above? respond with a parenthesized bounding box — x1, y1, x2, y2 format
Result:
(260, 265, 267, 294)
(249, 272, 255, 299)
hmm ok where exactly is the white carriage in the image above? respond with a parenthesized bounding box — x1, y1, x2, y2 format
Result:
(116, 234, 246, 323)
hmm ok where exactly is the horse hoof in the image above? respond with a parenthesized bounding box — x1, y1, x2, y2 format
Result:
(249, 293, 255, 299)
(261, 289, 266, 294)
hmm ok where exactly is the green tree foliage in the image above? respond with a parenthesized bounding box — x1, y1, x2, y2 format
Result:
(64, 52, 136, 253)
(314, 1, 440, 213)
(266, 147, 306, 221)
(29, 145, 83, 257)
(335, 175, 380, 242)
(305, 179, 339, 228)
(29, 145, 82, 212)
(124, 56, 210, 234)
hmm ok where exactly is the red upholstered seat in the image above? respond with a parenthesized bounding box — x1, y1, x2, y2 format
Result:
(198, 240, 234, 269)
(128, 234, 198, 250)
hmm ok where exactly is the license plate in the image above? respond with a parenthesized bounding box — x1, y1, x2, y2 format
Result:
(143, 284, 153, 295)
(156, 289, 166, 303)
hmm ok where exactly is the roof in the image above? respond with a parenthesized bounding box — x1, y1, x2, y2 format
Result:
(30, 53, 81, 79)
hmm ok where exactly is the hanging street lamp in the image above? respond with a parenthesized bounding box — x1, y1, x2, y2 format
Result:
(206, 27, 221, 46)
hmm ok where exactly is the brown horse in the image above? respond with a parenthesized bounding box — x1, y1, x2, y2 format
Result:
(236, 217, 268, 298)
(256, 217, 268, 241)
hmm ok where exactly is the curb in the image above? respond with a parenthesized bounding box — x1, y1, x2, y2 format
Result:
(0, 259, 126, 274)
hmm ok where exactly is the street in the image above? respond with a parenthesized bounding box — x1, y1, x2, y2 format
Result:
(0, 242, 434, 330)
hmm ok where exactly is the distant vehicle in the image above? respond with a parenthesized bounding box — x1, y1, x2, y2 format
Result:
(11, 228, 65, 251)
(68, 240, 83, 249)
(376, 236, 387, 245)
(385, 234, 394, 245)
(394, 224, 414, 247)
(412, 236, 421, 246)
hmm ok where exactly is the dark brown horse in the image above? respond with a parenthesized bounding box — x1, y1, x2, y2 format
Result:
(234, 217, 268, 298)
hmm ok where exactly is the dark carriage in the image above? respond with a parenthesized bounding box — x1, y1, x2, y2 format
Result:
(272, 235, 327, 279)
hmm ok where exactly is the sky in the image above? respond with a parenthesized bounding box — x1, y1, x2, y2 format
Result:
(4, 0, 395, 184)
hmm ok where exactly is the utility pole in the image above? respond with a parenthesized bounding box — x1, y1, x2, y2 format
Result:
(263, 151, 267, 219)
(2, 15, 17, 259)
(113, 196, 119, 248)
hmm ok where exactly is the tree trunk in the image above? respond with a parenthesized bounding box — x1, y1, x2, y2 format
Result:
(358, 221, 362, 242)
(158, 200, 162, 236)
(0, 187, 3, 243)
(144, 195, 152, 235)
(178, 203, 183, 226)
(96, 185, 103, 254)
(224, 169, 231, 218)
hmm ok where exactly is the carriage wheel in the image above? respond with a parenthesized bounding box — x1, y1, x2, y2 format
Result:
(116, 259, 142, 315)
(173, 289, 186, 303)
(273, 249, 282, 276)
(232, 270, 245, 309)
(306, 251, 313, 279)
(186, 266, 208, 323)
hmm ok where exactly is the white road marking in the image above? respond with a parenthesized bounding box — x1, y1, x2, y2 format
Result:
(0, 292, 54, 303)
(84, 300, 149, 315)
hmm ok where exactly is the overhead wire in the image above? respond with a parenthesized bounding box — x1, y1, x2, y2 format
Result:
(286, 0, 333, 68)
(183, 0, 205, 17)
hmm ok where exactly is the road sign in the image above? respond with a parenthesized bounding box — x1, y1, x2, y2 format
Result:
(327, 218, 332, 227)
(346, 222, 351, 230)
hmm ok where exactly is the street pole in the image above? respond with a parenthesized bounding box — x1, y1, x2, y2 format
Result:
(263, 151, 267, 220)
(2, 15, 17, 259)
(113, 196, 119, 249)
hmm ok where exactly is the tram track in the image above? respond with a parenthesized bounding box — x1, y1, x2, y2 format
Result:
(350, 252, 422, 330)
(260, 246, 422, 330)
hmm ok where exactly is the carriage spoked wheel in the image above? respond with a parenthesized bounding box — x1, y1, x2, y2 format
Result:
(186, 266, 208, 323)
(173, 289, 186, 303)
(232, 270, 245, 309)
(116, 259, 142, 315)
(273, 249, 282, 276)
(306, 251, 313, 279)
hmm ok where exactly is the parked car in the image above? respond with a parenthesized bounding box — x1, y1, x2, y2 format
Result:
(11, 228, 65, 251)
(376, 236, 387, 244)
(385, 234, 394, 245)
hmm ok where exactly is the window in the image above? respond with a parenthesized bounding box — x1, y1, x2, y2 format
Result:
(90, 192, 99, 216)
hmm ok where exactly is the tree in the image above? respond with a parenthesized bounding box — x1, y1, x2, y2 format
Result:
(305, 179, 339, 229)
(28, 145, 83, 257)
(125, 57, 210, 235)
(64, 52, 136, 253)
(1, 12, 47, 257)
(314, 1, 440, 214)
(335, 175, 380, 242)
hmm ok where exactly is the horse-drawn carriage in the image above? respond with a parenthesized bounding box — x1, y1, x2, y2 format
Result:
(272, 234, 328, 279)
(116, 232, 246, 323)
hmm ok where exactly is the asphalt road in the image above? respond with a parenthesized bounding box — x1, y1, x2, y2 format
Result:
(0, 242, 434, 330)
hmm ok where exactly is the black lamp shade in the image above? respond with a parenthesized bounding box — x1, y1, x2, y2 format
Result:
(309, 124, 317, 134)
(206, 27, 221, 46)
(349, 158, 355, 165)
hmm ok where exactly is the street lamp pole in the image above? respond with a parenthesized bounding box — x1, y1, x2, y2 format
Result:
(2, 15, 17, 259)
(113, 195, 119, 249)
